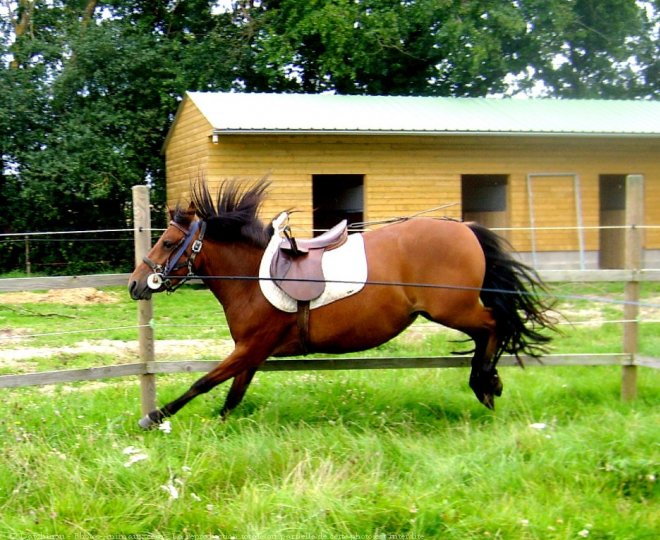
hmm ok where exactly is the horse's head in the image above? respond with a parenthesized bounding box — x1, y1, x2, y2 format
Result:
(128, 203, 206, 300)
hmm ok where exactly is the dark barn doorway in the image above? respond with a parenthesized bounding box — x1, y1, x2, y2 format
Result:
(312, 174, 364, 235)
(461, 175, 509, 238)
(599, 174, 626, 269)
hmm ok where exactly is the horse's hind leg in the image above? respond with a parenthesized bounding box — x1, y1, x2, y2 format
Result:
(220, 367, 258, 419)
(440, 302, 502, 409)
(468, 329, 503, 409)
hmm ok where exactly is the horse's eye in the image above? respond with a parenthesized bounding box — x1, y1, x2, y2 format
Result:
(163, 240, 174, 249)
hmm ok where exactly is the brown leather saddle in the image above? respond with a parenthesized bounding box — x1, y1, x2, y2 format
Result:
(270, 219, 348, 302)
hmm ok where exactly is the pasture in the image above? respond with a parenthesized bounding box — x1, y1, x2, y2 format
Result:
(0, 283, 658, 539)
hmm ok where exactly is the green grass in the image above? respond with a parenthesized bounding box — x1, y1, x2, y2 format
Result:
(0, 368, 658, 538)
(0, 282, 658, 538)
(0, 284, 230, 347)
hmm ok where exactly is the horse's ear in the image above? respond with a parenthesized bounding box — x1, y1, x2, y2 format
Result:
(188, 201, 196, 214)
(168, 207, 176, 220)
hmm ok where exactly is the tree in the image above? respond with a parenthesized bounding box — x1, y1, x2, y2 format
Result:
(236, 0, 531, 96)
(234, 0, 658, 98)
(0, 0, 244, 273)
(515, 0, 659, 98)
(0, 0, 656, 274)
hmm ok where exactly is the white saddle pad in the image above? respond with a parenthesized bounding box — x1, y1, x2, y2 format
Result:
(259, 213, 368, 313)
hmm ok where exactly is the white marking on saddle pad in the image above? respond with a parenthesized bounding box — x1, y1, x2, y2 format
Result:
(259, 213, 368, 313)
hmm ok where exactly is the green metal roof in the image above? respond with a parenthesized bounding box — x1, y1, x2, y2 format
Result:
(184, 91, 660, 137)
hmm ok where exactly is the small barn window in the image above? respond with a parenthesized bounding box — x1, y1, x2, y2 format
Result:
(461, 175, 508, 212)
(312, 174, 364, 235)
(600, 174, 626, 211)
(461, 175, 509, 233)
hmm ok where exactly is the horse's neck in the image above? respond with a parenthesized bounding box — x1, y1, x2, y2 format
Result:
(197, 240, 264, 306)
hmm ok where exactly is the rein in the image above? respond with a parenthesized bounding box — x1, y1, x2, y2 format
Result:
(348, 203, 459, 229)
(143, 220, 207, 293)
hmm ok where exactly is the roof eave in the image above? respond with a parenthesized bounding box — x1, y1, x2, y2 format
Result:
(211, 128, 660, 138)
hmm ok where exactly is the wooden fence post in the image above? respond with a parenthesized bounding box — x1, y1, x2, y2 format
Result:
(132, 185, 157, 415)
(24, 235, 31, 276)
(622, 174, 644, 401)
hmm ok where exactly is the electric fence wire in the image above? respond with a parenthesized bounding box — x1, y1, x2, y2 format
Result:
(2, 223, 660, 340)
(2, 273, 660, 341)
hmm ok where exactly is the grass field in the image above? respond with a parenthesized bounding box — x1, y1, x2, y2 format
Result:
(0, 283, 658, 539)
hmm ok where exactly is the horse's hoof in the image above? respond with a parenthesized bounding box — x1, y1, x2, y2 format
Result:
(491, 373, 504, 397)
(481, 393, 496, 410)
(138, 413, 159, 430)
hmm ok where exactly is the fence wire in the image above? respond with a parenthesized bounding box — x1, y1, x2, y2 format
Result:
(2, 222, 660, 342)
(2, 222, 660, 274)
(2, 274, 660, 342)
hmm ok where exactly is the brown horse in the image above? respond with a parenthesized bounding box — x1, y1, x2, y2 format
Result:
(129, 179, 555, 429)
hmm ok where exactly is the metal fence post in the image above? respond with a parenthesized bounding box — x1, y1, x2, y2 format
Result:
(622, 174, 644, 401)
(132, 185, 157, 415)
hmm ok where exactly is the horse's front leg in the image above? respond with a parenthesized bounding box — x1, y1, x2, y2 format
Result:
(138, 344, 266, 429)
(220, 366, 258, 419)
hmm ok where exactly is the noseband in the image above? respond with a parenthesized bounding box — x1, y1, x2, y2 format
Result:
(143, 220, 207, 293)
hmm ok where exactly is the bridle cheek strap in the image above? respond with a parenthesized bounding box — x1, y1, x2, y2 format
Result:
(143, 220, 206, 293)
(166, 220, 201, 274)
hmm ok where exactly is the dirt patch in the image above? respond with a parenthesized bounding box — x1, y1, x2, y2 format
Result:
(557, 304, 609, 327)
(0, 328, 33, 343)
(1, 287, 120, 305)
(641, 295, 660, 319)
(399, 324, 456, 344)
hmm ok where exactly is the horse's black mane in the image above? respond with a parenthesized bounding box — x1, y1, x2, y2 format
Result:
(173, 178, 273, 247)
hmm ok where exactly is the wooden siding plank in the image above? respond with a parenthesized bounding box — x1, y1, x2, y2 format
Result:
(165, 98, 213, 204)
(166, 128, 660, 252)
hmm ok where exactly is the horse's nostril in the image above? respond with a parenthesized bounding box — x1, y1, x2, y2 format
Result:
(128, 280, 140, 299)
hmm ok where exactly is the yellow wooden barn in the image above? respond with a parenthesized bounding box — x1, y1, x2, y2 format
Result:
(163, 92, 660, 269)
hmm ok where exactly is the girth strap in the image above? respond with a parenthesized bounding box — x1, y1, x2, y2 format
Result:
(297, 300, 311, 355)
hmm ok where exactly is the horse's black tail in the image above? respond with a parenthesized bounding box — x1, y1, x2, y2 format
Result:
(467, 222, 557, 364)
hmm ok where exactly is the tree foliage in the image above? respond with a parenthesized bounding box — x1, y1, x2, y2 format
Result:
(516, 0, 659, 97)
(237, 0, 658, 98)
(0, 0, 657, 273)
(239, 0, 532, 96)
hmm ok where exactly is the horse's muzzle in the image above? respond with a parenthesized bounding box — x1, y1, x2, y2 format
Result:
(128, 278, 152, 301)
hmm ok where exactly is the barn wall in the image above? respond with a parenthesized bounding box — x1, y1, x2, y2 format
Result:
(165, 99, 213, 205)
(202, 135, 463, 235)
(165, 129, 660, 257)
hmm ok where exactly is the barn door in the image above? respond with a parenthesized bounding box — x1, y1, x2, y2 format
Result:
(312, 174, 364, 235)
(599, 175, 626, 269)
(526, 173, 586, 269)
